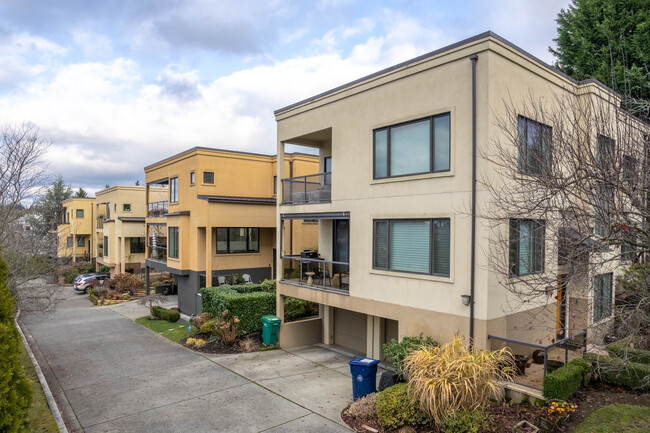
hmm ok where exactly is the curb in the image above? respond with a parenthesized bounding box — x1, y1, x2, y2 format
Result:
(15, 310, 70, 433)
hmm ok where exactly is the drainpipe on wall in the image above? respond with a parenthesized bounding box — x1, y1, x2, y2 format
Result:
(469, 54, 478, 349)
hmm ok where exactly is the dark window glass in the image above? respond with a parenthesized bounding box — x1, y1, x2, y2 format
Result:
(77, 236, 85, 247)
(123, 203, 131, 212)
(593, 273, 613, 322)
(509, 219, 545, 276)
(130, 237, 146, 254)
(215, 228, 260, 254)
(76, 209, 84, 218)
(373, 113, 451, 179)
(104, 236, 109, 256)
(324, 156, 332, 185)
(190, 172, 195, 184)
(373, 218, 450, 277)
(204, 172, 214, 184)
(517, 116, 552, 176)
(67, 236, 73, 248)
(168, 227, 179, 258)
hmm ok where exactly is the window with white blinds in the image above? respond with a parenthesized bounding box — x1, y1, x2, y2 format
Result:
(373, 218, 450, 277)
(509, 219, 545, 276)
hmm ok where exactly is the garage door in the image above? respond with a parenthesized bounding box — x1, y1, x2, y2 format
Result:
(333, 308, 367, 355)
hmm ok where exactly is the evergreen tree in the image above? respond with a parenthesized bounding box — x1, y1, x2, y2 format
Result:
(74, 187, 87, 198)
(551, 0, 650, 100)
(0, 248, 32, 432)
(28, 176, 72, 235)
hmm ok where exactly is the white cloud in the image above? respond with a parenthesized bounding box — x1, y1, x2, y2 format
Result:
(0, 32, 67, 87)
(72, 29, 114, 59)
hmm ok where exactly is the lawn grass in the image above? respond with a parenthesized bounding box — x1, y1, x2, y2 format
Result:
(135, 316, 195, 343)
(19, 339, 59, 433)
(573, 404, 650, 433)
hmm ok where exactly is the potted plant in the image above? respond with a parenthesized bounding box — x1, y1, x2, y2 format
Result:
(537, 400, 576, 432)
(513, 420, 539, 433)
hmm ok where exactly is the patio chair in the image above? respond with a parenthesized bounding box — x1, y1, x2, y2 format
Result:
(217, 276, 226, 286)
(242, 274, 254, 284)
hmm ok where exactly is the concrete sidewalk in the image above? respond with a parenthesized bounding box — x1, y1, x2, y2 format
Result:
(21, 288, 358, 432)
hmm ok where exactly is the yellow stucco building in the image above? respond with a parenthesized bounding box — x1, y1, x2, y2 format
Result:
(56, 197, 96, 262)
(274, 32, 628, 358)
(144, 147, 319, 315)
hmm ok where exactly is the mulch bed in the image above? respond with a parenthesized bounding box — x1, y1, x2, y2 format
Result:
(181, 332, 264, 355)
(342, 383, 650, 433)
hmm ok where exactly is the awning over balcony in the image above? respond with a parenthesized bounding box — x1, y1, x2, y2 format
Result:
(281, 211, 349, 220)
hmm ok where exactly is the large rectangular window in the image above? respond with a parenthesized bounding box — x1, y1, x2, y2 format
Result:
(517, 116, 552, 176)
(76, 209, 84, 218)
(66, 236, 73, 248)
(593, 273, 613, 322)
(130, 237, 146, 254)
(216, 227, 259, 254)
(77, 235, 85, 247)
(509, 219, 545, 276)
(168, 227, 179, 259)
(373, 219, 450, 276)
(104, 236, 109, 257)
(170, 177, 178, 203)
(374, 113, 450, 179)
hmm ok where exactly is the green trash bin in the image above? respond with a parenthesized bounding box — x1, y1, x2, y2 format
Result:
(262, 315, 281, 345)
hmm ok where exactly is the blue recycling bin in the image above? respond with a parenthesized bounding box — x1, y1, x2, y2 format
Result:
(349, 357, 381, 400)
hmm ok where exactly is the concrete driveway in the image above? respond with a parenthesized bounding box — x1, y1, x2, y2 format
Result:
(21, 289, 356, 432)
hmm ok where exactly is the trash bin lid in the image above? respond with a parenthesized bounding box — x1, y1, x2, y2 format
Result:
(262, 315, 281, 323)
(349, 357, 380, 367)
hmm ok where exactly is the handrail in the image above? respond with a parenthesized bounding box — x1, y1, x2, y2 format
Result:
(281, 255, 349, 291)
(281, 172, 331, 205)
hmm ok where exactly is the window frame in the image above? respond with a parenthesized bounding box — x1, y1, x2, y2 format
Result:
(123, 203, 131, 212)
(593, 273, 613, 323)
(168, 227, 179, 259)
(104, 236, 109, 257)
(190, 172, 195, 185)
(373, 112, 451, 180)
(203, 171, 215, 184)
(215, 227, 260, 254)
(76, 209, 84, 218)
(66, 236, 73, 248)
(509, 219, 546, 277)
(130, 237, 146, 254)
(372, 218, 450, 277)
(77, 235, 85, 247)
(517, 115, 552, 177)
(169, 177, 178, 203)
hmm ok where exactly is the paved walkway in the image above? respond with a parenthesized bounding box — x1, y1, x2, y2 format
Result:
(21, 289, 355, 432)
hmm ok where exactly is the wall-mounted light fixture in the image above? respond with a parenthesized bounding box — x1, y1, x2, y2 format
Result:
(545, 285, 555, 297)
(461, 294, 472, 306)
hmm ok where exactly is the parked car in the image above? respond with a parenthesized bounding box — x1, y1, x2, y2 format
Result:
(74, 274, 110, 293)
(74, 272, 100, 284)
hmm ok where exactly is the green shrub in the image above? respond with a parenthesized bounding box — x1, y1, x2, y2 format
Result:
(201, 287, 275, 334)
(441, 409, 492, 433)
(543, 357, 592, 400)
(200, 319, 219, 335)
(0, 249, 32, 432)
(98, 265, 111, 274)
(382, 334, 439, 376)
(56, 262, 96, 283)
(88, 293, 99, 305)
(585, 353, 650, 391)
(260, 279, 276, 292)
(376, 383, 430, 429)
(607, 338, 650, 364)
(284, 297, 319, 322)
(152, 306, 180, 323)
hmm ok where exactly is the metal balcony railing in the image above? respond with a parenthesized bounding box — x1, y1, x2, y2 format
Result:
(148, 201, 168, 217)
(148, 246, 167, 262)
(281, 255, 349, 292)
(282, 173, 331, 205)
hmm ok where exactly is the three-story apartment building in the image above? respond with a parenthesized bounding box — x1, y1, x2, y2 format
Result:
(95, 186, 164, 277)
(56, 197, 96, 262)
(274, 32, 627, 358)
(144, 147, 319, 315)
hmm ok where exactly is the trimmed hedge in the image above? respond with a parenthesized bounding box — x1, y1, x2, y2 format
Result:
(376, 383, 430, 428)
(201, 287, 275, 334)
(607, 339, 650, 365)
(585, 352, 650, 391)
(0, 248, 32, 432)
(543, 357, 592, 400)
(152, 306, 181, 323)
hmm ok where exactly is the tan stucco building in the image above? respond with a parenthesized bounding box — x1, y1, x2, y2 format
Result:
(144, 147, 319, 315)
(95, 186, 163, 277)
(274, 32, 626, 358)
(56, 197, 96, 262)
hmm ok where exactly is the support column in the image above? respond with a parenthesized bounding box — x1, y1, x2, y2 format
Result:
(323, 305, 334, 345)
(120, 236, 127, 274)
(72, 235, 77, 262)
(366, 316, 385, 359)
(145, 266, 150, 295)
(205, 226, 213, 287)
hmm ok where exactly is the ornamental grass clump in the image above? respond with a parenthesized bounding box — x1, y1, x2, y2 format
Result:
(403, 336, 515, 425)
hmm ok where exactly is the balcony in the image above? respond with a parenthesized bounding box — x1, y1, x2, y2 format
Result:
(148, 201, 168, 218)
(281, 255, 349, 293)
(148, 246, 167, 262)
(282, 173, 331, 205)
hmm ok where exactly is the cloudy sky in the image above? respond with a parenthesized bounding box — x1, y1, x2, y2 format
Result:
(0, 0, 571, 195)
